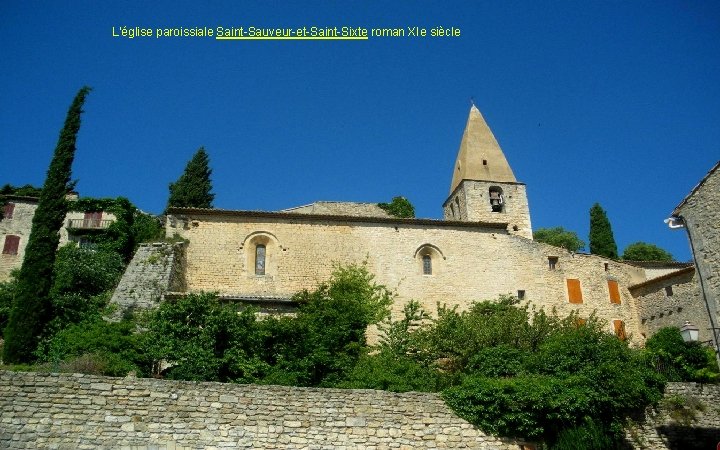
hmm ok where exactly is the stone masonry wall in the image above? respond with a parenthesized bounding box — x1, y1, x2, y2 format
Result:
(627, 382, 720, 449)
(631, 268, 716, 343)
(0, 370, 525, 449)
(676, 164, 720, 357)
(109, 243, 185, 317)
(167, 211, 647, 344)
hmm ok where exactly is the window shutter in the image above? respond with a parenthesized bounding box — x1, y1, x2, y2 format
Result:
(613, 320, 627, 341)
(608, 280, 621, 304)
(2, 235, 20, 255)
(566, 279, 583, 304)
(3, 203, 15, 219)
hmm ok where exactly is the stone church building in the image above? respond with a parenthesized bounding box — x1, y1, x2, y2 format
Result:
(159, 105, 704, 344)
(3, 106, 717, 350)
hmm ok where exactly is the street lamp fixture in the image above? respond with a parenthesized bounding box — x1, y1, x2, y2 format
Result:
(680, 321, 699, 343)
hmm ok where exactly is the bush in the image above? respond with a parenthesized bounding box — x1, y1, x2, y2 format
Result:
(36, 318, 148, 377)
(645, 327, 719, 382)
(336, 351, 442, 392)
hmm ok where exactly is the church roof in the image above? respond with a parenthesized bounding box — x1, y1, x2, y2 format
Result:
(450, 105, 516, 194)
(166, 207, 509, 231)
(281, 201, 392, 218)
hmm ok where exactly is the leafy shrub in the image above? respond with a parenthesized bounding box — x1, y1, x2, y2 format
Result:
(336, 351, 441, 392)
(550, 417, 617, 450)
(36, 318, 148, 377)
(645, 327, 719, 382)
(378, 196, 415, 218)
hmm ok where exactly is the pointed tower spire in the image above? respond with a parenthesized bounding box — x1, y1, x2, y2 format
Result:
(449, 105, 516, 194)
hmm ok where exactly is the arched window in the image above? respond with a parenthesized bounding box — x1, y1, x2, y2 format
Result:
(422, 254, 432, 275)
(255, 244, 266, 275)
(489, 186, 504, 212)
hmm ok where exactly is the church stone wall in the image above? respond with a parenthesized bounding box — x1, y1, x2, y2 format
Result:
(443, 181, 532, 240)
(167, 211, 644, 342)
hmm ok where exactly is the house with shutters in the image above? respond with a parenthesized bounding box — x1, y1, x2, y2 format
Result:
(0, 193, 116, 281)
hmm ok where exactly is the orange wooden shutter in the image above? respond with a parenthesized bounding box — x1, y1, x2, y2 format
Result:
(2, 235, 20, 255)
(567, 279, 583, 304)
(608, 280, 621, 304)
(613, 320, 626, 341)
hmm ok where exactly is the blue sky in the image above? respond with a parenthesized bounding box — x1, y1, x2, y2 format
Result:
(1, 1, 718, 261)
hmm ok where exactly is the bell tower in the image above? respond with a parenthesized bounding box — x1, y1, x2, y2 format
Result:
(443, 105, 532, 239)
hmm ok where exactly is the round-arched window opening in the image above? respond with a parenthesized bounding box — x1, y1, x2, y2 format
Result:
(489, 186, 504, 213)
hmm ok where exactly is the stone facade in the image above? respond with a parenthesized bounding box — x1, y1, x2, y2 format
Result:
(630, 268, 716, 343)
(670, 161, 720, 362)
(443, 180, 532, 239)
(626, 382, 720, 449)
(165, 208, 645, 343)
(0, 370, 527, 449)
(0, 196, 116, 282)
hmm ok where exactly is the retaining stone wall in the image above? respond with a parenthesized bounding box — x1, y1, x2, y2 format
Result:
(627, 382, 720, 449)
(109, 243, 185, 317)
(0, 370, 524, 449)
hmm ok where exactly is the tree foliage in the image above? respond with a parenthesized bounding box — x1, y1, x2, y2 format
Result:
(3, 86, 91, 363)
(378, 196, 415, 218)
(644, 327, 719, 382)
(167, 147, 215, 210)
(533, 227, 585, 252)
(589, 203, 618, 259)
(622, 241, 673, 262)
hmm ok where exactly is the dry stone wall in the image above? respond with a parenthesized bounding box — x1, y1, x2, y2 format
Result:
(0, 370, 525, 449)
(109, 243, 185, 317)
(627, 382, 720, 449)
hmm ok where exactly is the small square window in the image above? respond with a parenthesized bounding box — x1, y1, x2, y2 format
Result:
(517, 290, 525, 300)
(665, 286, 673, 297)
(548, 257, 558, 270)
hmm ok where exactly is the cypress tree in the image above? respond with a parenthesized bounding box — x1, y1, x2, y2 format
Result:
(588, 203, 618, 259)
(3, 86, 91, 363)
(167, 147, 214, 209)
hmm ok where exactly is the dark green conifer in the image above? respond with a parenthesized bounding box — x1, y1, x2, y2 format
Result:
(167, 147, 214, 210)
(588, 203, 618, 259)
(3, 86, 91, 363)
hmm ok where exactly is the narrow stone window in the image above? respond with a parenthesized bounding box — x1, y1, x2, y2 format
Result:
(665, 286, 673, 297)
(2, 235, 20, 255)
(548, 256, 558, 270)
(3, 203, 15, 220)
(604, 263, 609, 271)
(422, 254, 432, 275)
(482, 159, 488, 166)
(517, 290, 525, 300)
(255, 244, 266, 275)
(450, 202, 455, 219)
(454, 197, 461, 219)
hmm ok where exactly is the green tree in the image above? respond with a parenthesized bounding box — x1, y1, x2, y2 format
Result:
(3, 86, 91, 363)
(167, 147, 215, 210)
(589, 203, 618, 259)
(378, 196, 415, 218)
(622, 241, 673, 262)
(533, 227, 586, 252)
(645, 327, 719, 382)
